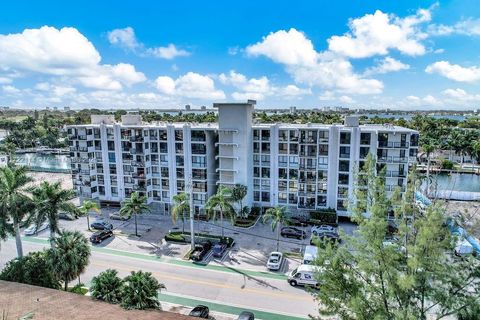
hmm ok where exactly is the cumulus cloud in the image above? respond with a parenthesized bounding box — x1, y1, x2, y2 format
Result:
(245, 28, 383, 95)
(0, 77, 12, 84)
(107, 26, 190, 59)
(2, 85, 20, 94)
(219, 70, 310, 100)
(327, 8, 431, 58)
(147, 44, 190, 59)
(442, 88, 480, 101)
(405, 94, 442, 107)
(155, 72, 225, 100)
(34, 82, 76, 96)
(364, 57, 410, 75)
(0, 26, 146, 90)
(429, 18, 480, 37)
(425, 61, 480, 82)
(107, 27, 139, 50)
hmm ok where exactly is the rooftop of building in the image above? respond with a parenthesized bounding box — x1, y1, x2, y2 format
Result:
(0, 280, 193, 320)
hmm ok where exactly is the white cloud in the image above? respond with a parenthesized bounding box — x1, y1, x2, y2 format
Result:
(425, 61, 480, 82)
(107, 26, 190, 60)
(0, 77, 12, 84)
(405, 94, 442, 107)
(228, 46, 240, 55)
(107, 27, 139, 50)
(2, 85, 20, 94)
(364, 56, 410, 75)
(219, 70, 311, 100)
(246, 28, 317, 66)
(442, 88, 480, 101)
(327, 8, 431, 58)
(147, 44, 190, 60)
(339, 95, 355, 104)
(0, 26, 146, 91)
(318, 91, 336, 101)
(155, 72, 225, 100)
(429, 18, 480, 37)
(245, 29, 383, 95)
(34, 82, 76, 96)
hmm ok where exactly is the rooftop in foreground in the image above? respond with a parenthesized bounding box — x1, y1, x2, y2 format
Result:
(0, 280, 193, 320)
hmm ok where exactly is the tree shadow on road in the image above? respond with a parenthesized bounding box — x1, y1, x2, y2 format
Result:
(217, 261, 281, 291)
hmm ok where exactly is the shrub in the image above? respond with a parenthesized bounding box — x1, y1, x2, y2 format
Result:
(0, 251, 60, 289)
(441, 159, 455, 170)
(90, 269, 124, 304)
(310, 208, 337, 225)
(69, 283, 88, 295)
(121, 271, 165, 310)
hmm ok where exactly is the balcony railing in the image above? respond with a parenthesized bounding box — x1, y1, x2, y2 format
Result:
(377, 156, 408, 163)
(378, 141, 410, 148)
(385, 171, 407, 178)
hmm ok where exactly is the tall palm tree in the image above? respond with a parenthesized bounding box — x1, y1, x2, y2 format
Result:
(78, 200, 100, 231)
(119, 192, 150, 237)
(30, 182, 76, 246)
(421, 140, 437, 195)
(232, 184, 248, 218)
(205, 186, 235, 238)
(171, 192, 189, 233)
(471, 140, 480, 174)
(48, 230, 91, 291)
(263, 206, 290, 251)
(0, 165, 33, 257)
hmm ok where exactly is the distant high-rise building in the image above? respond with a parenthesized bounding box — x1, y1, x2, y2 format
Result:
(185, 104, 191, 111)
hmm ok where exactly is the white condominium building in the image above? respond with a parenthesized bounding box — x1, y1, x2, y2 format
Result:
(67, 101, 419, 217)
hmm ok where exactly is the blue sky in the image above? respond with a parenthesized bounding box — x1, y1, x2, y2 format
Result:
(0, 0, 479, 110)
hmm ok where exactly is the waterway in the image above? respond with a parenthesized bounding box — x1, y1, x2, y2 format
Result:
(15, 153, 70, 172)
(430, 173, 480, 193)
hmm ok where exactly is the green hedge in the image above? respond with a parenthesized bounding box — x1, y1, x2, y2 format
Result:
(164, 231, 235, 247)
(310, 208, 338, 226)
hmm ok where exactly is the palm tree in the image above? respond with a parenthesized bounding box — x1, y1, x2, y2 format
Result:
(78, 200, 100, 231)
(471, 140, 480, 174)
(205, 186, 235, 238)
(90, 269, 124, 304)
(48, 230, 91, 291)
(0, 165, 33, 257)
(30, 182, 76, 246)
(263, 206, 290, 251)
(121, 270, 166, 310)
(421, 140, 437, 195)
(171, 192, 189, 233)
(232, 184, 248, 218)
(119, 192, 150, 237)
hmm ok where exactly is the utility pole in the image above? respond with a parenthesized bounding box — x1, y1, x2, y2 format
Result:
(188, 174, 195, 250)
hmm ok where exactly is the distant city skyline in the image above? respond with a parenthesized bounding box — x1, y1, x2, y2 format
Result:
(0, 0, 479, 110)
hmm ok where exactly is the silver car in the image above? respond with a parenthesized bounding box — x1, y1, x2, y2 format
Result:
(24, 222, 49, 236)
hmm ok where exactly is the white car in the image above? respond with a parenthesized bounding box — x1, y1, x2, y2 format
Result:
(24, 222, 49, 236)
(311, 225, 337, 236)
(266, 252, 283, 271)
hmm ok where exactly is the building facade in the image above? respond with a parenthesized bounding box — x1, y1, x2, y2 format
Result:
(67, 101, 419, 217)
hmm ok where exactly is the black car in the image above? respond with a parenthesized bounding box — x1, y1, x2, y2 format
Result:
(90, 230, 113, 243)
(58, 212, 76, 220)
(310, 232, 341, 245)
(189, 305, 209, 318)
(289, 216, 309, 227)
(237, 311, 255, 320)
(191, 241, 212, 261)
(90, 220, 113, 230)
(281, 227, 306, 240)
(212, 243, 227, 258)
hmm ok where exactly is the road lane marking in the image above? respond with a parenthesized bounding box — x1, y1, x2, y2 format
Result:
(90, 260, 313, 302)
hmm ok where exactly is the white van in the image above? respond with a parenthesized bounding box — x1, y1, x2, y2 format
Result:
(303, 245, 318, 265)
(288, 265, 319, 287)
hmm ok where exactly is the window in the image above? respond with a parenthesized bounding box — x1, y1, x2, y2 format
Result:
(338, 173, 349, 185)
(278, 181, 287, 191)
(340, 132, 351, 144)
(176, 168, 184, 179)
(254, 167, 260, 177)
(339, 160, 349, 172)
(339, 146, 350, 158)
(279, 130, 288, 141)
(360, 132, 371, 145)
(289, 130, 299, 142)
(175, 143, 183, 154)
(262, 130, 270, 141)
(289, 169, 298, 179)
(317, 195, 327, 206)
(192, 169, 207, 180)
(360, 147, 370, 159)
(289, 193, 298, 204)
(159, 142, 168, 153)
(159, 130, 167, 140)
(161, 167, 169, 178)
(108, 152, 116, 163)
(278, 168, 288, 179)
(253, 130, 260, 140)
(253, 142, 260, 153)
(261, 143, 270, 153)
(261, 167, 270, 178)
(410, 134, 419, 147)
(261, 192, 270, 202)
(289, 156, 299, 167)
(319, 144, 328, 156)
(254, 191, 260, 202)
(318, 157, 328, 169)
(289, 144, 298, 155)
(318, 130, 329, 141)
(337, 199, 347, 211)
(176, 156, 184, 167)
(261, 154, 270, 166)
(278, 192, 287, 203)
(192, 143, 206, 154)
(279, 143, 288, 154)
(175, 130, 183, 141)
(192, 156, 206, 168)
(191, 131, 206, 141)
(253, 154, 260, 165)
(278, 156, 288, 167)
(107, 141, 115, 151)
(289, 180, 298, 192)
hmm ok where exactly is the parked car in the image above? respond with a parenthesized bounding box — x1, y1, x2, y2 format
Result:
(310, 232, 341, 245)
(58, 212, 76, 220)
(191, 241, 212, 261)
(90, 230, 113, 244)
(109, 212, 129, 221)
(281, 226, 306, 239)
(212, 243, 227, 258)
(90, 219, 113, 230)
(288, 216, 309, 227)
(311, 224, 337, 236)
(189, 305, 209, 318)
(266, 251, 283, 271)
(237, 311, 255, 320)
(24, 222, 49, 236)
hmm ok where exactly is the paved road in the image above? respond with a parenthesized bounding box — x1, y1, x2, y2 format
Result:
(0, 237, 318, 320)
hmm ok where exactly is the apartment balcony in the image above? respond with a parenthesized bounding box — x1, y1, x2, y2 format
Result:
(130, 149, 144, 155)
(378, 141, 410, 149)
(132, 172, 146, 179)
(78, 135, 87, 140)
(385, 185, 406, 192)
(131, 161, 145, 167)
(129, 136, 143, 142)
(216, 168, 238, 173)
(377, 156, 408, 163)
(218, 129, 238, 133)
(215, 142, 239, 147)
(133, 185, 146, 192)
(216, 180, 235, 185)
(216, 155, 239, 160)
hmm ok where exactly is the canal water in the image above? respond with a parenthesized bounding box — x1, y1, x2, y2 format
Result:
(431, 173, 480, 193)
(15, 153, 70, 172)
